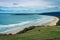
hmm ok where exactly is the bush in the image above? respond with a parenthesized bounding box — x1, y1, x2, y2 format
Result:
(17, 26, 36, 34)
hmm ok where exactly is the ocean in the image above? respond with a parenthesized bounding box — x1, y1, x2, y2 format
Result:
(0, 13, 54, 33)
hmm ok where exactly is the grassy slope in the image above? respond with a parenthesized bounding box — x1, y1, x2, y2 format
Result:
(0, 26, 60, 40)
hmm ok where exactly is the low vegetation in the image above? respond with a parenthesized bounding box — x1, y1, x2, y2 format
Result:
(0, 26, 60, 40)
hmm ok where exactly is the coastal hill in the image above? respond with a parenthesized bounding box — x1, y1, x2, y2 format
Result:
(40, 12, 60, 17)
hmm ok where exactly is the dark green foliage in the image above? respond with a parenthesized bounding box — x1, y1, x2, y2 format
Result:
(17, 26, 36, 34)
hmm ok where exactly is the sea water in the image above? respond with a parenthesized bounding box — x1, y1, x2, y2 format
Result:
(0, 13, 54, 33)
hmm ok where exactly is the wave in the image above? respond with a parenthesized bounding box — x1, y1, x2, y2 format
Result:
(0, 21, 31, 27)
(0, 16, 54, 28)
(0, 21, 33, 33)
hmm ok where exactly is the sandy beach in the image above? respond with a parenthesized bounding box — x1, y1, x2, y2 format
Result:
(44, 16, 59, 26)
(2, 16, 59, 35)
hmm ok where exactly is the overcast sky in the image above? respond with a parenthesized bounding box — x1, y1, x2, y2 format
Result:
(0, 0, 60, 13)
(0, 0, 60, 7)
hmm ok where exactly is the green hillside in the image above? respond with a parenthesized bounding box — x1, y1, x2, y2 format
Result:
(0, 26, 60, 40)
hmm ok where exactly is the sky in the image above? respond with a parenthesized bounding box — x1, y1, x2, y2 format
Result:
(0, 0, 60, 13)
(0, 0, 60, 6)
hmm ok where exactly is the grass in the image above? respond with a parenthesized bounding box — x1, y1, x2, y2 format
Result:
(0, 26, 60, 40)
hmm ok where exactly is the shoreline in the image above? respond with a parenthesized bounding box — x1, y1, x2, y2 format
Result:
(43, 16, 59, 26)
(0, 15, 59, 35)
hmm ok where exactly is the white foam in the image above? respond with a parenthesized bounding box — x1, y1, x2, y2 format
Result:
(0, 21, 31, 27)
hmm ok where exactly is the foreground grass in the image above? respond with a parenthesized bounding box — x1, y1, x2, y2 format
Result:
(0, 26, 60, 40)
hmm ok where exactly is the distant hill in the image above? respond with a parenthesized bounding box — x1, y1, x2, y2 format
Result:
(12, 13, 40, 15)
(40, 12, 60, 18)
(13, 12, 60, 17)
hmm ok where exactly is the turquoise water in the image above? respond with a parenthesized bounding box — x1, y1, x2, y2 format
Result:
(0, 14, 54, 33)
(0, 14, 42, 25)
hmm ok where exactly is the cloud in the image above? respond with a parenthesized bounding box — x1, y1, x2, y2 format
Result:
(0, 0, 56, 7)
(0, 0, 60, 11)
